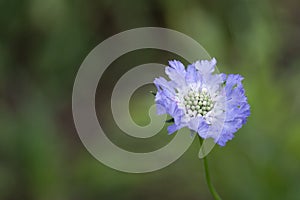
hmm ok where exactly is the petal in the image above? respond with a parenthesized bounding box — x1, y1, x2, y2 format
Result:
(197, 118, 210, 138)
(167, 124, 180, 134)
(224, 74, 244, 97)
(203, 73, 224, 95)
(187, 117, 201, 132)
(154, 77, 175, 95)
(185, 64, 199, 84)
(194, 58, 217, 75)
(155, 103, 167, 115)
(186, 116, 209, 136)
(220, 73, 227, 82)
(154, 77, 176, 115)
(168, 102, 184, 124)
(165, 60, 186, 87)
(217, 121, 237, 146)
(216, 73, 250, 146)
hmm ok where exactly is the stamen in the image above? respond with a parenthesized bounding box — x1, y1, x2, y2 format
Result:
(183, 88, 214, 117)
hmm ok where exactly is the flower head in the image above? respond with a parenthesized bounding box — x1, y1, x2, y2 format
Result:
(154, 58, 250, 146)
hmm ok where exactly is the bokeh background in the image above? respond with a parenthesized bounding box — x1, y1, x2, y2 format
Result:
(1, 0, 300, 199)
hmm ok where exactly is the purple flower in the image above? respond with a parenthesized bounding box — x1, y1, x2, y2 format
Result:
(154, 58, 250, 146)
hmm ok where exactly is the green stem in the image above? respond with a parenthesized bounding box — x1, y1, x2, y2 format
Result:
(198, 136, 222, 200)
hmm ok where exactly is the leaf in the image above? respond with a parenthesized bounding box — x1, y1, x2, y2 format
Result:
(150, 91, 156, 96)
(165, 118, 174, 123)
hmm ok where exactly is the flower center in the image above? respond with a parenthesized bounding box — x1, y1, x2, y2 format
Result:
(183, 88, 214, 117)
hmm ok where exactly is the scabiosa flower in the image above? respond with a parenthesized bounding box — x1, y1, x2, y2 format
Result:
(154, 58, 250, 146)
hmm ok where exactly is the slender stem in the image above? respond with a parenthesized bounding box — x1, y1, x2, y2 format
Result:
(198, 136, 222, 200)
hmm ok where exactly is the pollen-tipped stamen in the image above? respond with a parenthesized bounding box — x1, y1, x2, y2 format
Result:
(183, 89, 214, 117)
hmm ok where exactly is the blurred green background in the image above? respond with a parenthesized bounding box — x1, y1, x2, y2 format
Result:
(1, 0, 300, 199)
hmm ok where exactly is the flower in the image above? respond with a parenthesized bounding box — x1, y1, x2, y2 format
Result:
(154, 58, 250, 146)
